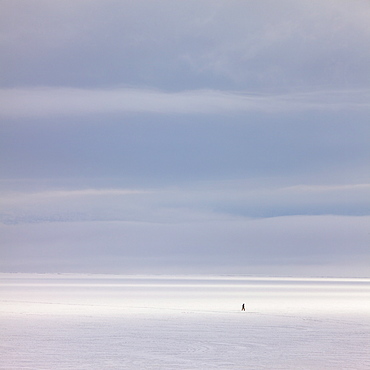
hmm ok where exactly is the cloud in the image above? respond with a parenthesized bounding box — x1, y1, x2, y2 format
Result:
(2, 188, 148, 203)
(1, 87, 369, 118)
(1, 1, 370, 90)
(1, 181, 369, 226)
(1, 0, 369, 276)
(1, 215, 369, 275)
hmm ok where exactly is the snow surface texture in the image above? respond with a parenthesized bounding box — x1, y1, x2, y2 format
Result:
(0, 275, 369, 370)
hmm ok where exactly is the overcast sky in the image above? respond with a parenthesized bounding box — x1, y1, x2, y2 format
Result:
(1, 0, 369, 276)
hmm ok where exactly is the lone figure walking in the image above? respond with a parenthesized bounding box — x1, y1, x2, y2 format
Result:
(241, 303, 245, 311)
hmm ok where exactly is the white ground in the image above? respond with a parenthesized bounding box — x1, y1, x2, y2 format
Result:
(0, 275, 369, 369)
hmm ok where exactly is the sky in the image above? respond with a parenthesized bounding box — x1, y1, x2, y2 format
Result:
(1, 0, 369, 277)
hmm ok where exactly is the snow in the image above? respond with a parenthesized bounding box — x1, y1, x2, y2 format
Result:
(0, 274, 369, 369)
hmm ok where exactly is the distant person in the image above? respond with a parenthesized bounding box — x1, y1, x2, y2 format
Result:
(241, 303, 245, 311)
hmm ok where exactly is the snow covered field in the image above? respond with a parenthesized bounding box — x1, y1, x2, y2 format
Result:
(0, 274, 369, 369)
